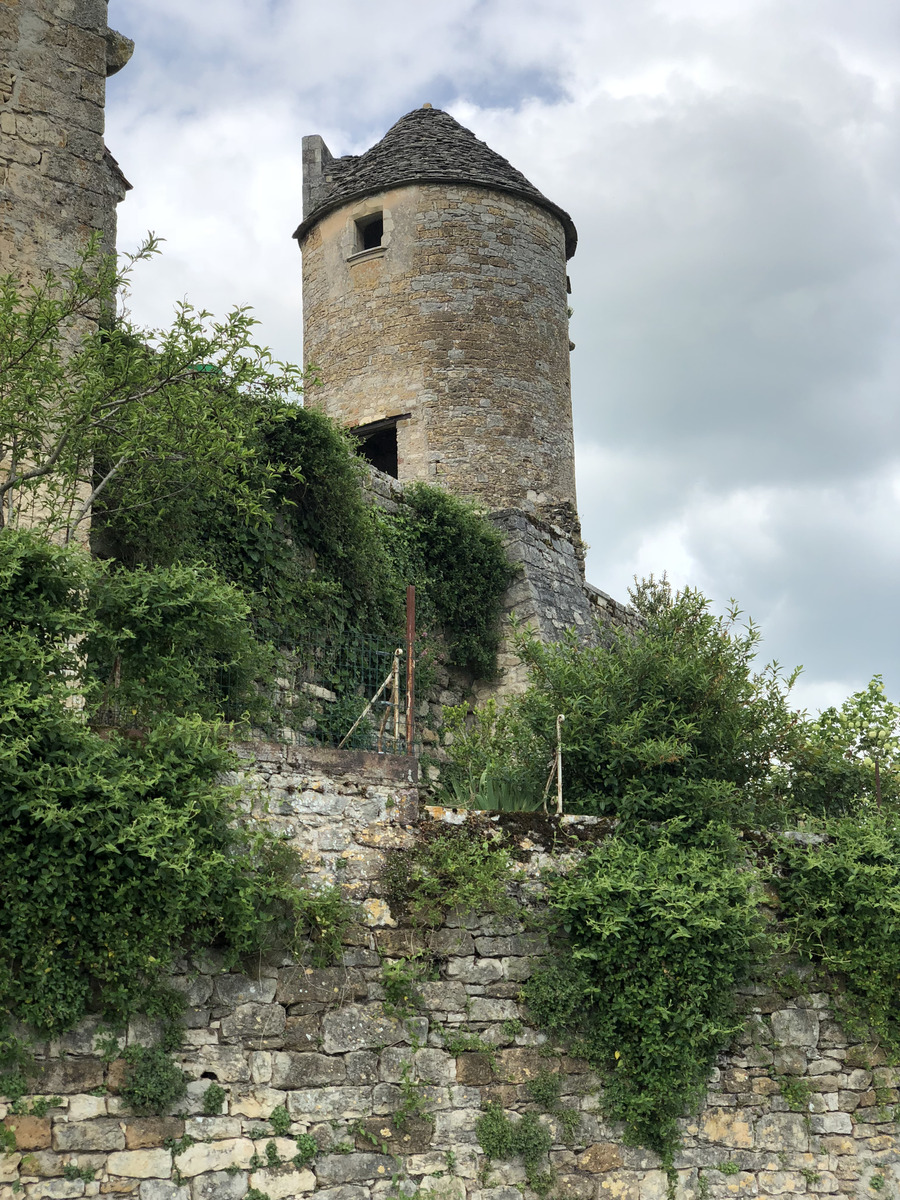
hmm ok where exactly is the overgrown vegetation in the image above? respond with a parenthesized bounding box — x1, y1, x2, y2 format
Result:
(476, 1103, 555, 1197)
(778, 815, 900, 1054)
(435, 578, 900, 1166)
(524, 825, 762, 1161)
(0, 529, 353, 1060)
(382, 828, 518, 928)
(120, 1046, 188, 1115)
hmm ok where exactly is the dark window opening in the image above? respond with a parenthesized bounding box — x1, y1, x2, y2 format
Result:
(357, 213, 384, 251)
(355, 423, 398, 477)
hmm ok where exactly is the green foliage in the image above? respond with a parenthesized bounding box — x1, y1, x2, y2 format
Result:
(392, 483, 514, 678)
(774, 1075, 813, 1112)
(62, 1164, 96, 1182)
(443, 578, 801, 826)
(777, 814, 900, 1054)
(0, 530, 350, 1038)
(524, 826, 763, 1159)
(439, 1028, 497, 1069)
(84, 560, 270, 725)
(381, 957, 432, 1019)
(202, 1083, 227, 1116)
(268, 1104, 290, 1136)
(476, 1103, 554, 1196)
(784, 678, 900, 816)
(525, 1068, 563, 1111)
(0, 234, 301, 542)
(120, 1046, 188, 1115)
(245, 1190, 271, 1200)
(717, 1163, 740, 1176)
(381, 829, 517, 928)
(293, 1132, 319, 1168)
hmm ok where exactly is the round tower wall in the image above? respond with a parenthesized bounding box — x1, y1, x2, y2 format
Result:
(301, 182, 576, 517)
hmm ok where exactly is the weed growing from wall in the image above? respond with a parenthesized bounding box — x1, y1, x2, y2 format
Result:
(476, 1103, 554, 1196)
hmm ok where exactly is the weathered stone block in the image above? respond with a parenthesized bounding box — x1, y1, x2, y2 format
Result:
(66, 1096, 107, 1120)
(139, 1182, 190, 1200)
(467, 998, 519, 1022)
(446, 957, 503, 985)
(773, 1047, 807, 1075)
(699, 1110, 754, 1149)
(214, 975, 276, 1007)
(106, 1149, 174, 1178)
(474, 934, 548, 956)
(175, 1137, 255, 1177)
(276, 967, 367, 1006)
(418, 982, 468, 1012)
(228, 1087, 285, 1118)
(270, 1051, 346, 1088)
(353, 1115, 434, 1153)
(754, 1112, 809, 1152)
(197, 1045, 250, 1083)
(322, 1005, 406, 1053)
(456, 1053, 494, 1086)
(52, 1118, 125, 1151)
(34, 1058, 105, 1093)
(220, 1002, 285, 1043)
(184, 1117, 242, 1141)
(809, 1113, 852, 1134)
(312, 1188, 369, 1200)
(578, 1143, 624, 1172)
(346, 1050, 380, 1084)
(188, 1172, 246, 1200)
(287, 1086, 373, 1120)
(248, 1168, 316, 1198)
(283, 1014, 321, 1050)
(124, 1118, 184, 1149)
(4, 1115, 50, 1149)
(315, 1153, 395, 1184)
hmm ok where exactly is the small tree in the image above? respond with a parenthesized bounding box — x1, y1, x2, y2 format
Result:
(0, 234, 303, 542)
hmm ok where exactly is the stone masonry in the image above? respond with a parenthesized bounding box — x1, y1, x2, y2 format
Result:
(0, 0, 132, 283)
(2, 743, 897, 1200)
(298, 107, 578, 527)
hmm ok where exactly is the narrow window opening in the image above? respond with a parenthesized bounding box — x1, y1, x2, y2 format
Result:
(357, 213, 384, 251)
(350, 414, 410, 479)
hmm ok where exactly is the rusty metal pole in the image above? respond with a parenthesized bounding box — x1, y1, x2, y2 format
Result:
(405, 585, 416, 754)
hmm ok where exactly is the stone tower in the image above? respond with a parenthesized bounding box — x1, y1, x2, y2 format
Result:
(294, 105, 579, 531)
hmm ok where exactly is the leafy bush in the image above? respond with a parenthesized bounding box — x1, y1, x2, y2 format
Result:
(393, 483, 515, 677)
(120, 1046, 188, 1115)
(778, 814, 900, 1052)
(202, 1083, 226, 1116)
(0, 530, 351, 1040)
(524, 826, 764, 1159)
(381, 829, 517, 928)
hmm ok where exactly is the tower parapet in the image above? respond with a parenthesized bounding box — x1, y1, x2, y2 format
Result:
(295, 106, 579, 531)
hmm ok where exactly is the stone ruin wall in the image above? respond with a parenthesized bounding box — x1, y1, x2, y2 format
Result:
(2, 742, 898, 1200)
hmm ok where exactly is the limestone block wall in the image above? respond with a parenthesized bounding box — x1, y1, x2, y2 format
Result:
(302, 183, 576, 522)
(0, 0, 131, 283)
(2, 745, 898, 1200)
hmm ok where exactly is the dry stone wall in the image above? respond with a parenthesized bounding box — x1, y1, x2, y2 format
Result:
(2, 745, 898, 1200)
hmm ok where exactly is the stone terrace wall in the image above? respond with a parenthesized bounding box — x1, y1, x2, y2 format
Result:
(2, 744, 898, 1200)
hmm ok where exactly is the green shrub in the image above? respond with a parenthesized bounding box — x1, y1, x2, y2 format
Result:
(442, 578, 801, 825)
(0, 530, 350, 1041)
(778, 814, 900, 1053)
(120, 1046, 188, 1115)
(476, 1103, 554, 1196)
(524, 826, 764, 1159)
(269, 1104, 290, 1136)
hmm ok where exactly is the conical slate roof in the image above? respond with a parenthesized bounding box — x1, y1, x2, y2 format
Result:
(293, 106, 577, 258)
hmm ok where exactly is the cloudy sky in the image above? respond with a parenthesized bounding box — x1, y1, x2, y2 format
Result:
(105, 0, 900, 713)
